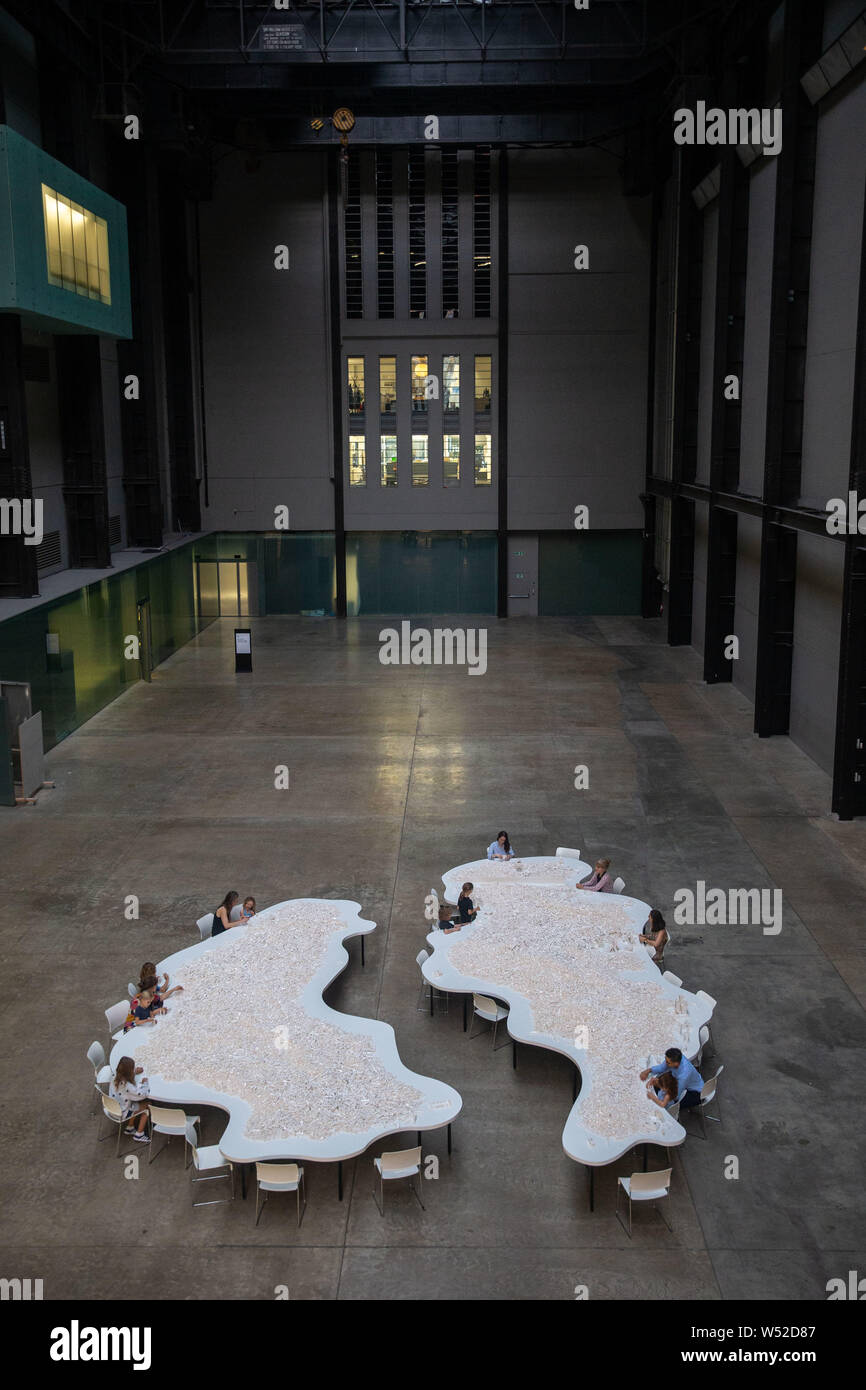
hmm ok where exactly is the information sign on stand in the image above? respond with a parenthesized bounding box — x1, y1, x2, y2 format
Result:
(234, 628, 252, 673)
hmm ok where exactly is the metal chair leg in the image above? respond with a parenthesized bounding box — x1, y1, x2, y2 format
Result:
(410, 1178, 426, 1212)
(255, 1187, 266, 1226)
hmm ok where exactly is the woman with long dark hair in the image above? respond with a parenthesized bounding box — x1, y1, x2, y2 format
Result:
(486, 831, 514, 860)
(211, 890, 240, 936)
(646, 1068, 679, 1112)
(639, 909, 668, 963)
(109, 1056, 151, 1142)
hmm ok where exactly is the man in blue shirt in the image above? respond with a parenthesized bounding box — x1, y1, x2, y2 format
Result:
(640, 1048, 704, 1108)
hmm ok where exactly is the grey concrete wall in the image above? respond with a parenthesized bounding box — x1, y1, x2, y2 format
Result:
(507, 148, 651, 530)
(199, 150, 334, 531)
(800, 74, 866, 510)
(695, 202, 718, 487)
(823, 0, 865, 46)
(789, 533, 844, 774)
(732, 513, 762, 704)
(100, 338, 126, 549)
(22, 327, 66, 572)
(739, 159, 777, 498)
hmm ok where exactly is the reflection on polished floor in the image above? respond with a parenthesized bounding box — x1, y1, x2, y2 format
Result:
(2, 614, 865, 1301)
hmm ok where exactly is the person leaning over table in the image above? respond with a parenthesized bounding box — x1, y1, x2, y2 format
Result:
(638, 909, 668, 963)
(577, 858, 613, 892)
(487, 831, 514, 860)
(437, 905, 462, 934)
(645, 1068, 679, 1112)
(211, 890, 240, 936)
(123, 985, 167, 1033)
(109, 1056, 151, 1143)
(640, 1047, 704, 1110)
(454, 882, 478, 923)
(239, 896, 256, 922)
(138, 962, 184, 1002)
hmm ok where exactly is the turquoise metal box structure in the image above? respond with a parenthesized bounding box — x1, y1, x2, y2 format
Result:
(0, 124, 132, 338)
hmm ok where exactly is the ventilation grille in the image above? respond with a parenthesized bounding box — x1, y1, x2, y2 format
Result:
(109, 515, 122, 547)
(36, 530, 62, 572)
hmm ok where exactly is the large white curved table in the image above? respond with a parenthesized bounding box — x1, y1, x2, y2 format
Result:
(111, 899, 462, 1198)
(424, 855, 716, 1206)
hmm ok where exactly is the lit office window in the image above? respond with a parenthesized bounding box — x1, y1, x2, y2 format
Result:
(475, 356, 492, 413)
(349, 436, 366, 486)
(411, 436, 429, 486)
(444, 434, 460, 487)
(411, 355, 428, 413)
(380, 357, 396, 415)
(42, 184, 111, 304)
(474, 434, 492, 485)
(443, 355, 460, 413)
(348, 358, 365, 415)
(381, 435, 397, 487)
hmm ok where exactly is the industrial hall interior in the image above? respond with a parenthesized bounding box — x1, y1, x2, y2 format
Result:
(1, 0, 865, 1317)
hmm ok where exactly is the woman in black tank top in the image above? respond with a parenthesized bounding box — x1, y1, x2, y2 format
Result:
(212, 890, 239, 936)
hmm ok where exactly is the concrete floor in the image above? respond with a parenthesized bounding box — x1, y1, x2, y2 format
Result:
(2, 614, 865, 1301)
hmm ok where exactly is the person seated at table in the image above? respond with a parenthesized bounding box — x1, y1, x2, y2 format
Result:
(577, 858, 613, 892)
(487, 831, 514, 860)
(110, 1056, 151, 1143)
(239, 896, 256, 922)
(639, 1047, 704, 1109)
(123, 985, 167, 1033)
(211, 891, 240, 936)
(646, 1069, 679, 1112)
(638, 910, 668, 963)
(138, 962, 183, 1002)
(437, 905, 462, 934)
(455, 883, 478, 923)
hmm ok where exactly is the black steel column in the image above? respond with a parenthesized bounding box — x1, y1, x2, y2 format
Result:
(641, 184, 661, 619)
(667, 147, 702, 646)
(832, 173, 866, 820)
(754, 0, 823, 736)
(160, 168, 201, 534)
(328, 149, 347, 619)
(56, 336, 112, 570)
(0, 315, 39, 598)
(497, 147, 509, 618)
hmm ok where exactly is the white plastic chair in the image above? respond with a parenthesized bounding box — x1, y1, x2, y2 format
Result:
(147, 1105, 201, 1165)
(255, 1162, 306, 1227)
(196, 913, 213, 941)
(690, 1025, 711, 1070)
(185, 1120, 234, 1207)
(229, 904, 243, 922)
(86, 1042, 112, 1112)
(616, 1168, 673, 1237)
(416, 949, 430, 1010)
(96, 1092, 137, 1156)
(685, 1066, 724, 1139)
(105, 1000, 129, 1040)
(612, 876, 626, 894)
(662, 970, 683, 987)
(694, 991, 716, 1051)
(127, 982, 137, 998)
(372, 1146, 424, 1214)
(469, 993, 510, 1049)
(555, 847, 582, 859)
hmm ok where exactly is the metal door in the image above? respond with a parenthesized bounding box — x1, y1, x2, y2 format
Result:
(507, 536, 538, 616)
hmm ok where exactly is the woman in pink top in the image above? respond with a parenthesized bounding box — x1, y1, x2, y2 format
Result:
(577, 858, 613, 893)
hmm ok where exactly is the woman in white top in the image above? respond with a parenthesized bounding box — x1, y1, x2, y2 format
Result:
(487, 831, 514, 860)
(109, 1056, 151, 1143)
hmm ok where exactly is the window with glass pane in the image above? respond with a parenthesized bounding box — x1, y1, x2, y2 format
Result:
(475, 356, 492, 413)
(380, 436, 397, 487)
(408, 149, 427, 319)
(42, 184, 111, 304)
(347, 358, 365, 416)
(379, 357, 396, 415)
(376, 152, 395, 318)
(344, 149, 363, 318)
(411, 436, 429, 486)
(444, 434, 460, 487)
(474, 435, 492, 485)
(473, 147, 492, 318)
(441, 149, 459, 319)
(411, 355, 428, 413)
(443, 356, 460, 413)
(349, 436, 366, 486)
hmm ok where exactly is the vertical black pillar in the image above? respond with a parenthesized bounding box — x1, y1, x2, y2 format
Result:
(160, 168, 201, 533)
(327, 149, 347, 619)
(667, 147, 702, 645)
(754, 0, 823, 735)
(832, 174, 866, 820)
(56, 336, 111, 570)
(0, 316, 39, 598)
(497, 147, 509, 618)
(641, 185, 661, 619)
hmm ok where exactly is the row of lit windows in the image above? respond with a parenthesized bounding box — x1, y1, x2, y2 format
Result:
(348, 435, 492, 488)
(347, 355, 492, 415)
(42, 183, 111, 304)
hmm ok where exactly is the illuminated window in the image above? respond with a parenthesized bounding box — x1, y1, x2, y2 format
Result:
(474, 434, 492, 485)
(380, 357, 396, 415)
(348, 358, 365, 415)
(444, 434, 460, 487)
(443, 355, 460, 413)
(42, 184, 111, 304)
(349, 435, 366, 486)
(475, 356, 492, 413)
(411, 436, 429, 486)
(411, 355, 428, 413)
(380, 435, 397, 487)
